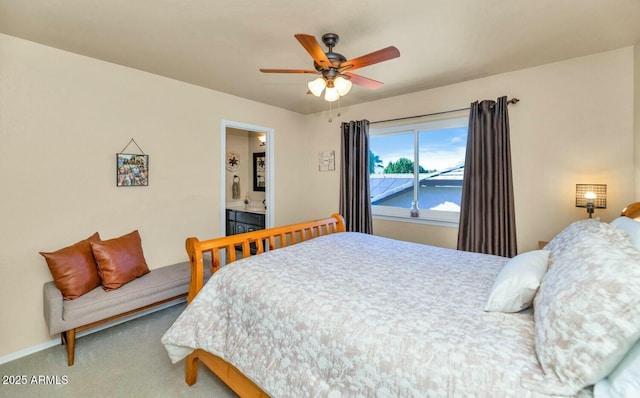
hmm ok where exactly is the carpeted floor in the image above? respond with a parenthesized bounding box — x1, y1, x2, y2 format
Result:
(0, 303, 238, 398)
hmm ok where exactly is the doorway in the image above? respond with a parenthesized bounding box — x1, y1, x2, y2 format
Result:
(221, 120, 274, 237)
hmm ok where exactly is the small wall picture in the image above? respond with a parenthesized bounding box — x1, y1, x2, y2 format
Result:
(253, 152, 265, 192)
(318, 150, 335, 172)
(117, 153, 148, 186)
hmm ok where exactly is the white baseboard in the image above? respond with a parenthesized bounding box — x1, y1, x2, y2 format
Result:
(0, 298, 186, 366)
(0, 339, 61, 366)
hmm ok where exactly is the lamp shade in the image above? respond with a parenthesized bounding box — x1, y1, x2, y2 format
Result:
(308, 77, 326, 97)
(334, 76, 352, 96)
(324, 86, 339, 102)
(575, 184, 607, 208)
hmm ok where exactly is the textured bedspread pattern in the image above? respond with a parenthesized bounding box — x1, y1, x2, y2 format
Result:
(162, 232, 590, 397)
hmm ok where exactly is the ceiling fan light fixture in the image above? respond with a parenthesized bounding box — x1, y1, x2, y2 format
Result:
(261, 33, 400, 105)
(324, 86, 340, 102)
(334, 76, 352, 96)
(308, 77, 326, 97)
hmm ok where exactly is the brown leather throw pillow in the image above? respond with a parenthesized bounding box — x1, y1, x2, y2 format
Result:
(91, 230, 150, 291)
(40, 232, 102, 300)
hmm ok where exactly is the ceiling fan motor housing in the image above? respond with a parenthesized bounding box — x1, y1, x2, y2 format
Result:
(314, 33, 347, 79)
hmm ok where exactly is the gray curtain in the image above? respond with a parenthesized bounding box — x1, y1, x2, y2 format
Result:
(457, 96, 517, 257)
(340, 120, 373, 233)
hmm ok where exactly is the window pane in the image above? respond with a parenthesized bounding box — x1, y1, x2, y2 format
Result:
(369, 115, 468, 224)
(369, 132, 415, 209)
(417, 127, 467, 211)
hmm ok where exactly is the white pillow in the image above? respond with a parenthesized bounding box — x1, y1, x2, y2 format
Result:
(610, 216, 640, 251)
(484, 250, 550, 313)
(594, 340, 640, 398)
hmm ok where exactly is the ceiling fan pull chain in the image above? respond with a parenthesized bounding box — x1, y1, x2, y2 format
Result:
(328, 101, 333, 123)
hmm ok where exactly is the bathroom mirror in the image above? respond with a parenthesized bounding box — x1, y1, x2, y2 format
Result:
(253, 152, 265, 191)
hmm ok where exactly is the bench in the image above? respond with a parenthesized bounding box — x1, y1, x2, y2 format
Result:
(43, 261, 209, 366)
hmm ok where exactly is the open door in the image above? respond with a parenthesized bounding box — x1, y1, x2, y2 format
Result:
(221, 120, 274, 238)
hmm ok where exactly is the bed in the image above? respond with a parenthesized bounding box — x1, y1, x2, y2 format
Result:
(162, 210, 640, 397)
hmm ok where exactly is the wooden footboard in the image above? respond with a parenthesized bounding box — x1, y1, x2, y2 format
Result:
(182, 213, 346, 395)
(185, 213, 345, 303)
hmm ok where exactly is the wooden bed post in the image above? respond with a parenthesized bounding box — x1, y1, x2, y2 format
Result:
(331, 213, 346, 233)
(185, 351, 199, 386)
(185, 237, 204, 303)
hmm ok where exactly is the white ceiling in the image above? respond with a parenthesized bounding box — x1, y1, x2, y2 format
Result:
(1, 0, 639, 115)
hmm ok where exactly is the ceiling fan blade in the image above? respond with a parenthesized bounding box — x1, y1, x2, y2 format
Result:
(344, 72, 384, 89)
(340, 46, 400, 72)
(260, 68, 317, 74)
(294, 34, 332, 70)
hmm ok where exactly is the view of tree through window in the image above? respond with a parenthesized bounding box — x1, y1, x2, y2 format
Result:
(369, 116, 468, 221)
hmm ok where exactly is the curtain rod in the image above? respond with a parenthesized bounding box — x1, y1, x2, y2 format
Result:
(369, 97, 519, 125)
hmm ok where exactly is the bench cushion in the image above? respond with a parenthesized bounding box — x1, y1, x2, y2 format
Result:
(43, 261, 204, 335)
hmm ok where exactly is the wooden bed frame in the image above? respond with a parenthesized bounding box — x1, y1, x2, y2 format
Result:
(622, 202, 640, 220)
(183, 213, 346, 397)
(179, 204, 640, 397)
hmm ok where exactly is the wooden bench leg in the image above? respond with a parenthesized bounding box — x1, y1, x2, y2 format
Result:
(65, 329, 76, 366)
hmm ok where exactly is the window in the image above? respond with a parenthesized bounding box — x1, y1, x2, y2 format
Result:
(369, 116, 468, 226)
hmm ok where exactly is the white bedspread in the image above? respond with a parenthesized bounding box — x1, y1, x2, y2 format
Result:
(162, 232, 592, 397)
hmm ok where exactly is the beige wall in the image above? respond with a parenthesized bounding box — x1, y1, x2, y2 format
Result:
(0, 33, 637, 359)
(304, 47, 636, 251)
(0, 34, 310, 357)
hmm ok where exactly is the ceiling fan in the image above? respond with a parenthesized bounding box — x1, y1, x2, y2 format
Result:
(260, 33, 400, 101)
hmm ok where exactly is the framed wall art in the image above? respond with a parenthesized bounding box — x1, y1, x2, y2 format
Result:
(318, 150, 335, 171)
(117, 153, 149, 187)
(226, 152, 240, 172)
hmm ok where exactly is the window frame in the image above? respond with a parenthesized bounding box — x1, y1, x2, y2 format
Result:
(369, 114, 469, 227)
